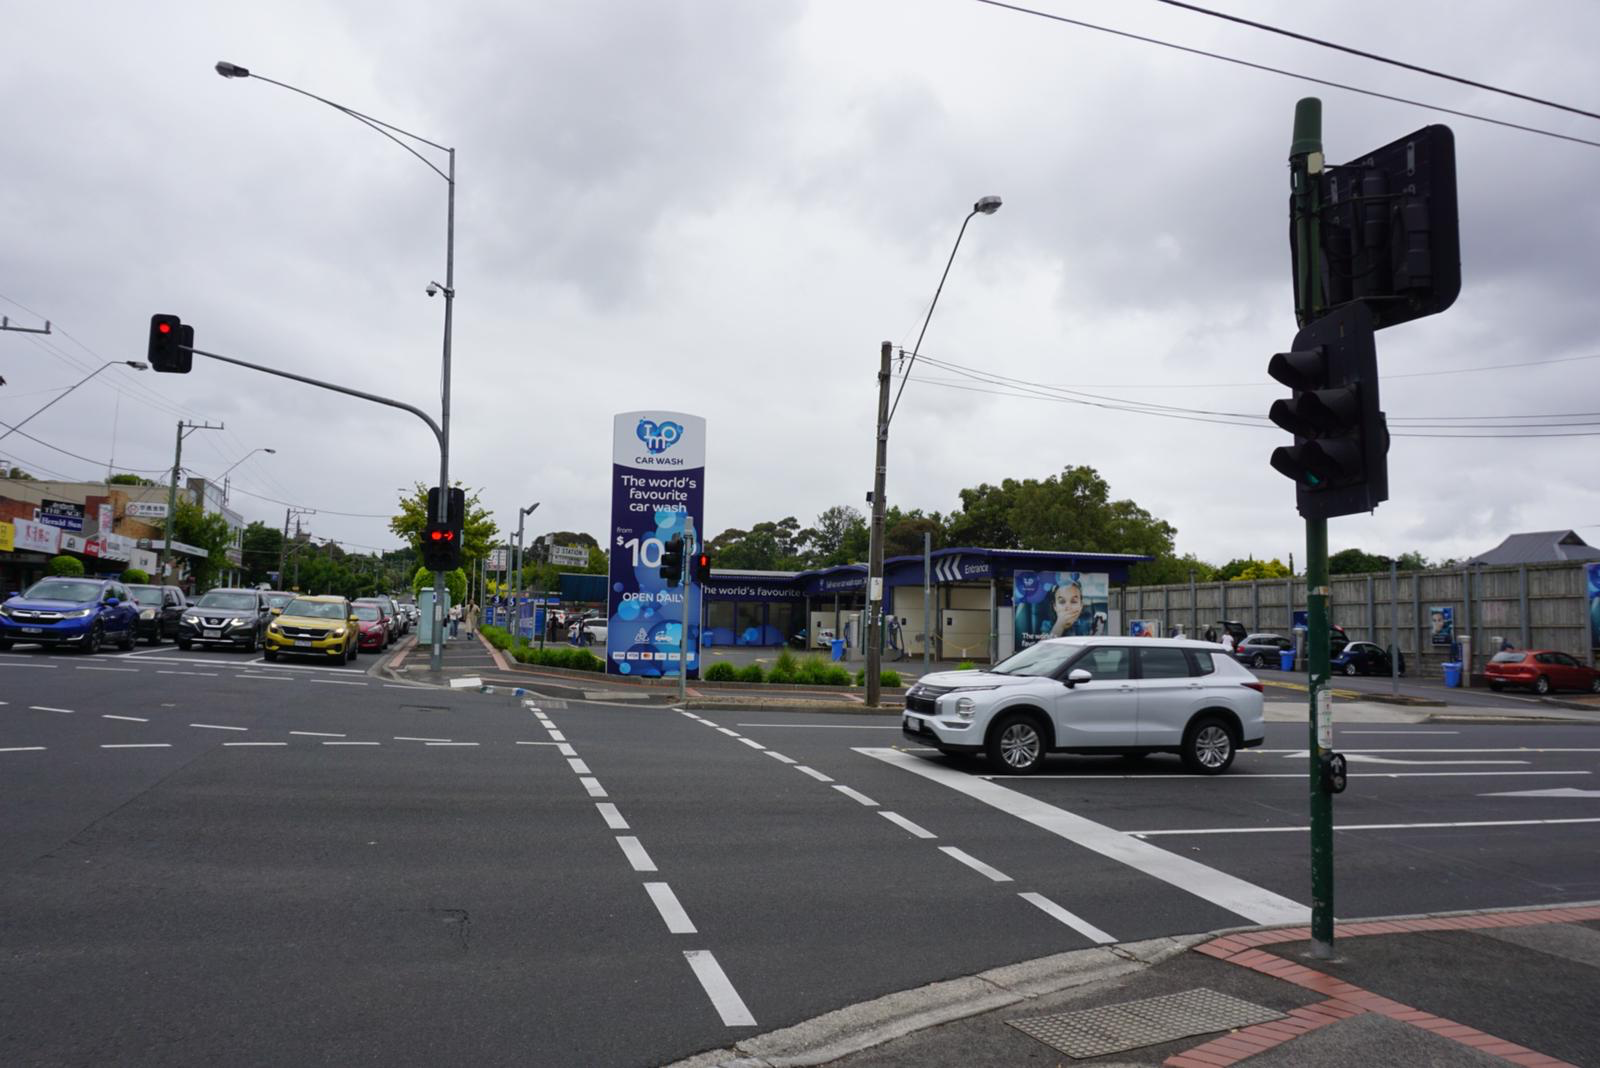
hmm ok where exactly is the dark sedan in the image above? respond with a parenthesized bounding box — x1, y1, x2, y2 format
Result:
(178, 588, 271, 651)
(1234, 633, 1293, 668)
(1330, 640, 1404, 677)
(126, 583, 187, 644)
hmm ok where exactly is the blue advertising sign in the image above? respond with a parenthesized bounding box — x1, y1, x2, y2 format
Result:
(1012, 571, 1109, 648)
(605, 411, 706, 677)
(1589, 563, 1600, 649)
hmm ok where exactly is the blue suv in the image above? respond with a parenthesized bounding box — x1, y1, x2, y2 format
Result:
(0, 576, 140, 654)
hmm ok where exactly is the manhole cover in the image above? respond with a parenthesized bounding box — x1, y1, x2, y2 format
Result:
(1007, 987, 1283, 1059)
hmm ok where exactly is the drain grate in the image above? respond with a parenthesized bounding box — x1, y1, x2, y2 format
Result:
(1007, 987, 1283, 1059)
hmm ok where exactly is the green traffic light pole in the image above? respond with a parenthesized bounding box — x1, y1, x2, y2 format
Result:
(1289, 97, 1335, 958)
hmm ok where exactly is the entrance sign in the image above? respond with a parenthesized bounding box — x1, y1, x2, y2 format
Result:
(548, 544, 590, 568)
(606, 411, 705, 677)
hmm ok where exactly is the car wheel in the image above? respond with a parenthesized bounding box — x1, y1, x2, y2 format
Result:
(1489, 682, 1504, 692)
(1343, 662, 1358, 676)
(119, 627, 136, 651)
(264, 649, 277, 662)
(178, 638, 192, 650)
(1182, 716, 1236, 775)
(1534, 675, 1551, 695)
(986, 712, 1047, 775)
(1591, 677, 1600, 694)
(81, 622, 104, 655)
(0, 639, 12, 651)
(1251, 653, 1267, 668)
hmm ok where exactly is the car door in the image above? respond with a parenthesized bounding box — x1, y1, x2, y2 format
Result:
(1551, 652, 1587, 690)
(1047, 645, 1139, 748)
(1133, 646, 1205, 746)
(108, 583, 135, 636)
(163, 589, 184, 636)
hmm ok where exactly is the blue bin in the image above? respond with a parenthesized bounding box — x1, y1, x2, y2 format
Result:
(1278, 650, 1295, 671)
(830, 638, 846, 662)
(1442, 661, 1463, 688)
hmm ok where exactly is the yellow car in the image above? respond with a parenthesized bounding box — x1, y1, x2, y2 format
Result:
(263, 594, 359, 663)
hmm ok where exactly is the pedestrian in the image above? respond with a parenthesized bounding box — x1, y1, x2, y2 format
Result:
(1220, 631, 1235, 654)
(1205, 626, 1218, 644)
(448, 601, 461, 638)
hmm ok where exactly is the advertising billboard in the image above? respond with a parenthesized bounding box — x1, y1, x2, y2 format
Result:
(1429, 605, 1455, 646)
(605, 411, 705, 677)
(1588, 563, 1599, 649)
(1128, 619, 1161, 638)
(1013, 570, 1108, 649)
(38, 499, 85, 531)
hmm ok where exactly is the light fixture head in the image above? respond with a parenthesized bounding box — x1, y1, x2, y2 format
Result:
(974, 195, 1002, 215)
(215, 61, 250, 79)
(125, 361, 150, 370)
(263, 448, 277, 455)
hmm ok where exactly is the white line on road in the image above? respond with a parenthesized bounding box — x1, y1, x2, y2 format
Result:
(0, 662, 58, 668)
(991, 771, 1592, 781)
(765, 751, 798, 764)
(644, 882, 697, 934)
(240, 674, 294, 680)
(1, 746, 47, 753)
(1340, 730, 1459, 735)
(102, 714, 148, 722)
(448, 676, 482, 689)
(309, 679, 369, 686)
(938, 846, 1012, 882)
(735, 723, 903, 729)
(580, 777, 607, 798)
(568, 758, 591, 774)
(29, 705, 74, 714)
(190, 723, 248, 731)
(596, 803, 630, 830)
(291, 731, 346, 738)
(383, 683, 422, 689)
(557, 743, 577, 757)
(616, 836, 658, 872)
(683, 950, 756, 1027)
(865, 748, 1308, 926)
(1262, 747, 1600, 754)
(323, 741, 379, 746)
(395, 736, 451, 743)
(225, 742, 287, 747)
(1129, 817, 1600, 836)
(698, 719, 719, 727)
(795, 766, 834, 783)
(425, 742, 479, 747)
(516, 741, 562, 746)
(737, 737, 766, 751)
(75, 666, 138, 673)
(1019, 892, 1116, 943)
(547, 730, 567, 742)
(101, 743, 171, 749)
(157, 670, 218, 677)
(879, 811, 937, 839)
(716, 727, 741, 738)
(832, 784, 878, 807)
(1485, 787, 1600, 798)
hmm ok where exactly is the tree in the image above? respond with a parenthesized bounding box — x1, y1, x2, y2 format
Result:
(1128, 553, 1216, 586)
(1396, 551, 1430, 571)
(389, 483, 498, 570)
(4, 465, 34, 480)
(944, 466, 1177, 559)
(1228, 558, 1293, 581)
(239, 521, 284, 587)
(884, 513, 944, 558)
(809, 505, 867, 566)
(48, 555, 85, 576)
(412, 565, 467, 604)
(171, 499, 233, 590)
(1328, 548, 1388, 575)
(107, 473, 156, 486)
(708, 517, 809, 571)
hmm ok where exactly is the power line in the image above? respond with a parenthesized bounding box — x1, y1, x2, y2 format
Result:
(0, 416, 171, 472)
(224, 482, 395, 519)
(1148, 0, 1600, 123)
(971, 0, 1600, 151)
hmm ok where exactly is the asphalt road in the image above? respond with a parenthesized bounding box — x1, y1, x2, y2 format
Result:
(3, 643, 1597, 1066)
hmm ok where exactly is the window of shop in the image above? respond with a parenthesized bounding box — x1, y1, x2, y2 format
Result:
(768, 603, 795, 644)
(706, 601, 736, 646)
(735, 602, 765, 645)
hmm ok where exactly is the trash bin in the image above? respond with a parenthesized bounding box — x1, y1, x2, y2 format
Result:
(1278, 650, 1295, 671)
(830, 638, 846, 662)
(1443, 661, 1463, 688)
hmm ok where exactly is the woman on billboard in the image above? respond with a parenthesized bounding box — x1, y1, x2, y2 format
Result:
(1048, 578, 1103, 637)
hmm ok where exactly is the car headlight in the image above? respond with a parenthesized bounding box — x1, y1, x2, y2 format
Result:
(955, 696, 978, 718)
(140, 609, 157, 619)
(68, 607, 95, 618)
(330, 627, 346, 638)
(268, 622, 281, 633)
(183, 615, 199, 625)
(0, 605, 14, 618)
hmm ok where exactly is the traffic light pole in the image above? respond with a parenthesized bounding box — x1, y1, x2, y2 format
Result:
(1290, 97, 1335, 959)
(680, 519, 695, 706)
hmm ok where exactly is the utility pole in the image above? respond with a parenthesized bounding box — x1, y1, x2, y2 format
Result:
(162, 420, 224, 584)
(1289, 97, 1335, 959)
(865, 340, 892, 707)
(923, 531, 932, 671)
(279, 506, 315, 588)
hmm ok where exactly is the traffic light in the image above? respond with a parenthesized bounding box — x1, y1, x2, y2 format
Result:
(1268, 302, 1388, 520)
(426, 486, 465, 531)
(693, 550, 711, 584)
(660, 534, 684, 586)
(148, 314, 193, 373)
(420, 486, 465, 570)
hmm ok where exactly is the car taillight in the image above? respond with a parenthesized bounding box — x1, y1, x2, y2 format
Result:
(1241, 681, 1264, 692)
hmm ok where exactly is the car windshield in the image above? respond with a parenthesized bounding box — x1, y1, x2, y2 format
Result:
(198, 592, 258, 611)
(353, 605, 380, 621)
(128, 587, 164, 606)
(23, 579, 103, 602)
(1490, 651, 1526, 663)
(990, 641, 1080, 677)
(285, 600, 347, 620)
(266, 593, 295, 609)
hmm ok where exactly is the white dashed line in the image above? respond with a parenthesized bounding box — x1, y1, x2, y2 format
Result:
(323, 741, 380, 746)
(557, 743, 578, 757)
(644, 882, 697, 934)
(737, 737, 766, 751)
(102, 714, 149, 723)
(832, 785, 878, 807)
(29, 705, 74, 714)
(241, 674, 293, 681)
(190, 723, 248, 732)
(547, 730, 566, 742)
(291, 731, 345, 738)
(616, 836, 658, 872)
(1019, 892, 1116, 943)
(879, 811, 937, 839)
(568, 758, 592, 774)
(580, 777, 607, 798)
(157, 670, 218, 677)
(765, 751, 798, 765)
(698, 719, 719, 727)
(426, 742, 479, 747)
(516, 741, 562, 746)
(1, 746, 47, 753)
(939, 846, 1013, 882)
(394, 736, 451, 743)
(795, 766, 834, 783)
(76, 666, 138, 673)
(716, 727, 741, 738)
(101, 744, 172, 749)
(596, 803, 629, 830)
(225, 742, 287, 747)
(309, 679, 368, 686)
(683, 950, 756, 1027)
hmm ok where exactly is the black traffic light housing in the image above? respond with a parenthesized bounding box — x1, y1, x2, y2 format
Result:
(149, 314, 193, 373)
(660, 534, 685, 587)
(1268, 302, 1388, 520)
(1320, 752, 1349, 794)
(1291, 124, 1459, 331)
(420, 486, 465, 570)
(693, 550, 711, 584)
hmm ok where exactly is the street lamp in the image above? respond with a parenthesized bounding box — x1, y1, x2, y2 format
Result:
(865, 196, 1001, 707)
(215, 447, 276, 504)
(511, 501, 540, 642)
(0, 361, 148, 444)
(217, 59, 457, 672)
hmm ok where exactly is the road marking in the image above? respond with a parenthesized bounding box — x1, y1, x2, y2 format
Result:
(291, 730, 345, 738)
(716, 727, 741, 738)
(547, 730, 567, 742)
(1129, 817, 1600, 836)
(644, 882, 697, 933)
(157, 670, 218, 677)
(683, 950, 756, 1027)
(738, 737, 766, 751)
(382, 683, 421, 689)
(698, 719, 719, 727)
(324, 741, 380, 746)
(310, 679, 368, 686)
(1483, 788, 1600, 799)
(102, 743, 171, 749)
(1019, 892, 1117, 943)
(795, 766, 834, 783)
(425, 741, 479, 747)
(516, 741, 562, 746)
(225, 742, 287, 747)
(76, 666, 138, 673)
(102, 714, 148, 722)
(1266, 747, 1600, 754)
(0, 662, 58, 668)
(989, 771, 1592, 780)
(865, 748, 1308, 925)
(1341, 730, 1459, 735)
(395, 736, 451, 743)
(240, 674, 294, 680)
(765, 751, 798, 764)
(939, 846, 1012, 882)
(734, 723, 904, 729)
(616, 836, 658, 872)
(596, 803, 629, 830)
(879, 811, 937, 839)
(448, 676, 483, 689)
(190, 723, 248, 731)
(1, 746, 47, 753)
(580, 777, 607, 798)
(832, 784, 878, 807)
(30, 705, 74, 714)
(568, 758, 592, 774)
(557, 743, 577, 757)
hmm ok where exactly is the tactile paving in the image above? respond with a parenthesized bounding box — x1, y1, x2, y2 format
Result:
(1007, 986, 1284, 1059)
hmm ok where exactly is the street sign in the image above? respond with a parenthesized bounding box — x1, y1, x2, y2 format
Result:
(127, 501, 169, 519)
(548, 544, 590, 568)
(38, 499, 85, 531)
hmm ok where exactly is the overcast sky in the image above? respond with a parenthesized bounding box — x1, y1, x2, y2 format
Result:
(4, 0, 1598, 568)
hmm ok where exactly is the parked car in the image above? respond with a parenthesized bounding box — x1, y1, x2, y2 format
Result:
(355, 596, 400, 646)
(125, 583, 187, 644)
(902, 636, 1265, 775)
(579, 618, 608, 645)
(264, 595, 359, 663)
(1234, 633, 1294, 668)
(0, 576, 140, 653)
(1485, 650, 1600, 695)
(1330, 640, 1404, 677)
(179, 588, 272, 651)
(352, 601, 390, 653)
(1214, 620, 1249, 645)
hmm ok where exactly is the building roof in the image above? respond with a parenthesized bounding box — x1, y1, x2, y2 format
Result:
(1465, 530, 1600, 566)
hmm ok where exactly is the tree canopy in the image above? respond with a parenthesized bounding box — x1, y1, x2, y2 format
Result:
(389, 483, 498, 569)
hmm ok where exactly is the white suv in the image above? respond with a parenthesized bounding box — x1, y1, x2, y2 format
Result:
(902, 636, 1265, 775)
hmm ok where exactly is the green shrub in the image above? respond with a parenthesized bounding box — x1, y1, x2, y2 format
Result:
(823, 665, 852, 686)
(122, 567, 150, 584)
(796, 656, 832, 685)
(703, 661, 738, 682)
(956, 660, 977, 671)
(480, 625, 512, 650)
(734, 663, 766, 684)
(48, 555, 85, 577)
(768, 649, 800, 683)
(502, 642, 603, 672)
(880, 670, 902, 688)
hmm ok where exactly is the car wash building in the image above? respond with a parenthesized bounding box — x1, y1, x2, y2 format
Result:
(700, 547, 1150, 662)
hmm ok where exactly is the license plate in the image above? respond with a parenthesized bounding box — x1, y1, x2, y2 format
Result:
(294, 640, 313, 648)
(904, 716, 920, 733)
(203, 629, 222, 639)
(21, 627, 43, 635)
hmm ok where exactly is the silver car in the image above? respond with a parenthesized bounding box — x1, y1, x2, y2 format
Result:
(902, 636, 1265, 775)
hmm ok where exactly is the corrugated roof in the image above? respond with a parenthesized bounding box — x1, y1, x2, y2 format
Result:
(1465, 530, 1600, 566)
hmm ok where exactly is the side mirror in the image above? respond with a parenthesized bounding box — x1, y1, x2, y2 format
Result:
(349, 615, 360, 624)
(103, 597, 119, 607)
(1065, 668, 1092, 687)
(270, 607, 283, 615)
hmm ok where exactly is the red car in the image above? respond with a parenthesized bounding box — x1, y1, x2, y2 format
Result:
(353, 602, 390, 652)
(1485, 650, 1600, 695)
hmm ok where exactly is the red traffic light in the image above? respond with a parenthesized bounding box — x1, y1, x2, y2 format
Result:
(430, 530, 442, 541)
(157, 321, 172, 335)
